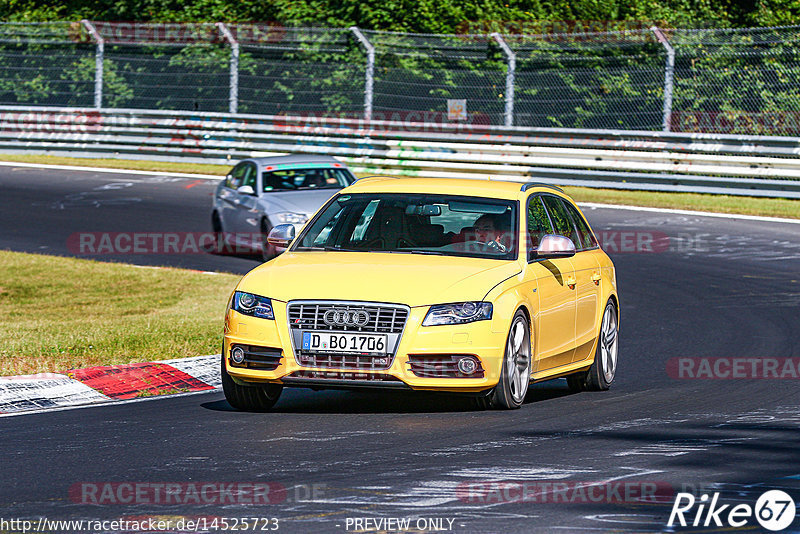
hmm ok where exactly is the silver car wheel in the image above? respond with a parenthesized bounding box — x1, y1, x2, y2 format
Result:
(506, 316, 531, 404)
(600, 304, 618, 383)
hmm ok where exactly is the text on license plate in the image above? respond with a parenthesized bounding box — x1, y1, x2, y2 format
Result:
(302, 332, 387, 354)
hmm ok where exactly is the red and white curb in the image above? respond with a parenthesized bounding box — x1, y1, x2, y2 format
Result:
(0, 354, 220, 415)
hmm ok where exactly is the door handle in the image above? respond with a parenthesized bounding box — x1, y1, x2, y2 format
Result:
(591, 272, 601, 285)
(566, 276, 576, 289)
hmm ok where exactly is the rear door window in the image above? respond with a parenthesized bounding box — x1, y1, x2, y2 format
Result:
(562, 200, 598, 250)
(542, 195, 581, 248)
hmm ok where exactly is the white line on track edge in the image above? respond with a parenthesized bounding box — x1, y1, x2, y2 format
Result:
(0, 387, 222, 418)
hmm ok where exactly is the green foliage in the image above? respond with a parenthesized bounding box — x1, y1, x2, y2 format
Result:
(2, 0, 798, 30)
(0, 1, 799, 133)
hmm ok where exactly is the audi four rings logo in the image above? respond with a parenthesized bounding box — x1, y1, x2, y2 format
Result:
(323, 309, 370, 327)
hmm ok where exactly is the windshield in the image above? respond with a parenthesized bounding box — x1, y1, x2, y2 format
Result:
(262, 167, 353, 192)
(293, 193, 518, 260)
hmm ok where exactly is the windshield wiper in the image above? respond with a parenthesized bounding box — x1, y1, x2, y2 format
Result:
(295, 246, 359, 252)
(384, 249, 445, 255)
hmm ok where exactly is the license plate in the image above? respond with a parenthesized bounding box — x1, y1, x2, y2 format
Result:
(302, 332, 387, 355)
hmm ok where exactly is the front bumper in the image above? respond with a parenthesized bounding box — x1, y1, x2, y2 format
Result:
(223, 300, 506, 393)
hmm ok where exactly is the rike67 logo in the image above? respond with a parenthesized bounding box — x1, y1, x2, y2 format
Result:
(668, 490, 796, 531)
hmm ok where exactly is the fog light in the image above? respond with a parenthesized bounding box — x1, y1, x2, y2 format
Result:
(457, 357, 478, 375)
(231, 346, 245, 364)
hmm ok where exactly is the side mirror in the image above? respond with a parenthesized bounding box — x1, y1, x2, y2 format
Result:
(237, 185, 255, 196)
(267, 224, 296, 248)
(533, 234, 576, 260)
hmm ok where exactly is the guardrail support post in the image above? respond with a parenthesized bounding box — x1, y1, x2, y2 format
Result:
(81, 20, 104, 109)
(491, 33, 516, 127)
(217, 23, 239, 115)
(651, 26, 675, 132)
(350, 27, 374, 121)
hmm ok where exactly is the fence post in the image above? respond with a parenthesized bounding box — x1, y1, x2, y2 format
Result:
(350, 27, 374, 121)
(491, 33, 516, 127)
(81, 20, 104, 109)
(216, 23, 239, 115)
(651, 26, 675, 132)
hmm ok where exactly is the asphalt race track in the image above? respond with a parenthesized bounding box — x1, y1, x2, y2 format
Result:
(2, 165, 800, 533)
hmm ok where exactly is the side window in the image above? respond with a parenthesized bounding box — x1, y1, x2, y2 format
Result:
(225, 163, 247, 189)
(527, 196, 554, 253)
(562, 201, 598, 250)
(240, 163, 257, 190)
(542, 195, 581, 247)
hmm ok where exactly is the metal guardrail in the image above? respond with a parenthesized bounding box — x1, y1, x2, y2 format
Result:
(1, 106, 800, 198)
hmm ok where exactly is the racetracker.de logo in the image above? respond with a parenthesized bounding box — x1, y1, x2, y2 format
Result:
(69, 482, 287, 505)
(67, 232, 260, 255)
(667, 358, 800, 379)
(456, 480, 673, 504)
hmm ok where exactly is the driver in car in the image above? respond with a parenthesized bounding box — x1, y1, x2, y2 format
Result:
(473, 214, 510, 252)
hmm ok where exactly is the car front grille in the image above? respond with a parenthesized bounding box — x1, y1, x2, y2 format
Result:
(287, 300, 410, 371)
(287, 302, 408, 334)
(287, 370, 403, 382)
(295, 352, 392, 370)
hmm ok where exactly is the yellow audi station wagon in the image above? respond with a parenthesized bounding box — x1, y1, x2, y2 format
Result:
(222, 177, 619, 410)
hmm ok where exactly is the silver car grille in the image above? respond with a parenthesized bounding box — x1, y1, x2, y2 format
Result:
(287, 302, 408, 334)
(287, 301, 409, 371)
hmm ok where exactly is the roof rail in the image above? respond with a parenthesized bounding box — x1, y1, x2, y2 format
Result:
(520, 182, 564, 193)
(353, 175, 400, 183)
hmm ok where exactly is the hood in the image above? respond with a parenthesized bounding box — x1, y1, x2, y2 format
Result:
(237, 252, 522, 307)
(257, 189, 341, 216)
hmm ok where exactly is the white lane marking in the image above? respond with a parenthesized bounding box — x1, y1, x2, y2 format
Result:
(130, 265, 221, 275)
(159, 354, 221, 388)
(0, 387, 220, 418)
(449, 467, 596, 479)
(0, 160, 222, 179)
(581, 514, 665, 525)
(614, 437, 755, 457)
(0, 374, 110, 412)
(580, 202, 800, 225)
(0, 354, 223, 417)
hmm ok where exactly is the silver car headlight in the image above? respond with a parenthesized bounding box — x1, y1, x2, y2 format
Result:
(275, 212, 309, 224)
(422, 302, 493, 326)
(231, 291, 274, 320)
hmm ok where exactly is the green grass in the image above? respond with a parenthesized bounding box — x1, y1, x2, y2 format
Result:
(0, 153, 229, 176)
(1, 153, 798, 219)
(0, 250, 240, 376)
(564, 186, 800, 219)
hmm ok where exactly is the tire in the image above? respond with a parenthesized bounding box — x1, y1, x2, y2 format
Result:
(585, 300, 619, 391)
(471, 392, 492, 410)
(488, 310, 532, 410)
(221, 353, 283, 412)
(260, 219, 277, 262)
(566, 373, 587, 392)
(211, 212, 226, 254)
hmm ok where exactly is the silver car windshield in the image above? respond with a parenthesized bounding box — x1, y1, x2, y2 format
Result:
(262, 168, 352, 192)
(293, 193, 518, 260)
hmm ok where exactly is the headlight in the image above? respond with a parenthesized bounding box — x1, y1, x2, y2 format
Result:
(276, 212, 308, 224)
(232, 291, 274, 320)
(422, 302, 493, 326)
